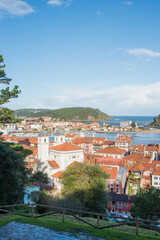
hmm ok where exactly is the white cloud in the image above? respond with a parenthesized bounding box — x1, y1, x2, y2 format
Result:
(48, 0, 73, 7)
(127, 48, 160, 58)
(12, 82, 160, 115)
(124, 1, 133, 5)
(0, 0, 34, 17)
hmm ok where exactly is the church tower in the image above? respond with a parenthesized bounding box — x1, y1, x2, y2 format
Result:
(54, 130, 65, 146)
(38, 131, 49, 172)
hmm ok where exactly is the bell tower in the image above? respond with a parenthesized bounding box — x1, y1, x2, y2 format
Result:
(38, 131, 49, 172)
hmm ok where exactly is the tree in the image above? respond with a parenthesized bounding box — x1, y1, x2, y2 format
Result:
(61, 163, 108, 213)
(39, 117, 44, 122)
(0, 107, 14, 123)
(0, 55, 21, 123)
(0, 142, 27, 205)
(30, 170, 49, 184)
(131, 186, 160, 220)
(0, 55, 21, 106)
(131, 121, 136, 129)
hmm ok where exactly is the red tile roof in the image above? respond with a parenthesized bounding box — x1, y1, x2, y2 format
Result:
(131, 163, 144, 172)
(50, 143, 82, 151)
(96, 157, 123, 167)
(72, 138, 83, 144)
(67, 161, 79, 168)
(96, 147, 126, 155)
(100, 166, 118, 179)
(153, 167, 160, 176)
(52, 171, 63, 179)
(48, 160, 59, 168)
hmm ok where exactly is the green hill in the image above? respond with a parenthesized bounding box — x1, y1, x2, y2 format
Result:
(149, 114, 160, 127)
(14, 107, 113, 121)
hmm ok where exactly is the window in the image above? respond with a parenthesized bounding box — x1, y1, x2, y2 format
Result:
(116, 188, 119, 193)
(125, 210, 128, 214)
(72, 156, 76, 159)
(124, 202, 128, 207)
(112, 201, 115, 207)
(118, 202, 122, 208)
(112, 208, 115, 212)
(154, 182, 158, 185)
(44, 138, 46, 143)
(118, 209, 122, 214)
(154, 176, 158, 180)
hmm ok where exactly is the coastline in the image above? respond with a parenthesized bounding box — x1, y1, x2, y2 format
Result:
(98, 129, 160, 134)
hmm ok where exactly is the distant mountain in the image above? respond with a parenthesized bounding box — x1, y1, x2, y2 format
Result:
(14, 107, 113, 121)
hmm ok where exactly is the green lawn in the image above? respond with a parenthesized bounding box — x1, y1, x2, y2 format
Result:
(0, 213, 159, 240)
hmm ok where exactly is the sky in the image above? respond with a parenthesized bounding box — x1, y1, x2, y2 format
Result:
(0, 0, 160, 116)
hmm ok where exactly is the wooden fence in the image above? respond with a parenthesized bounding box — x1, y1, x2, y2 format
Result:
(0, 204, 160, 236)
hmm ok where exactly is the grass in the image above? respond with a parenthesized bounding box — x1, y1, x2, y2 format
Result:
(0, 213, 160, 240)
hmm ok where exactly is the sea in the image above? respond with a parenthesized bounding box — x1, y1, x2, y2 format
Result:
(85, 116, 160, 145)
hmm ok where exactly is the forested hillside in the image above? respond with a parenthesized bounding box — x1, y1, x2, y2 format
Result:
(15, 107, 113, 121)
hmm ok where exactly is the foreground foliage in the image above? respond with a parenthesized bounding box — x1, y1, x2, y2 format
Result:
(61, 162, 109, 213)
(131, 186, 160, 220)
(0, 142, 27, 205)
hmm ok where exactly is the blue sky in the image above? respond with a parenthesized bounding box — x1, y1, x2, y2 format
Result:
(0, 0, 160, 116)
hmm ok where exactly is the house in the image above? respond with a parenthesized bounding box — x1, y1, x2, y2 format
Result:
(107, 192, 134, 217)
(100, 162, 126, 194)
(152, 167, 160, 189)
(127, 163, 145, 195)
(50, 142, 84, 171)
(37, 132, 84, 193)
(115, 134, 133, 152)
(65, 133, 78, 142)
(120, 121, 132, 128)
(95, 147, 126, 159)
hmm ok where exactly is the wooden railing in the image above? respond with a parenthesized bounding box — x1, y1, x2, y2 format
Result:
(0, 204, 160, 235)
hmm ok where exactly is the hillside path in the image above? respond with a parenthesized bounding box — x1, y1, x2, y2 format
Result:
(0, 221, 106, 240)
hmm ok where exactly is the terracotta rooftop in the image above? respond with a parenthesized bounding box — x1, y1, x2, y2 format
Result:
(96, 157, 123, 167)
(50, 142, 83, 151)
(96, 147, 126, 155)
(67, 161, 79, 168)
(48, 160, 59, 169)
(153, 167, 160, 176)
(100, 166, 118, 179)
(52, 171, 63, 179)
(131, 163, 144, 172)
(72, 138, 83, 144)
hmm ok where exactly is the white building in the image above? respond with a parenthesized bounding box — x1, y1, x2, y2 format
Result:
(152, 167, 160, 189)
(115, 134, 133, 152)
(30, 124, 42, 130)
(53, 130, 65, 146)
(37, 132, 84, 193)
(95, 147, 126, 159)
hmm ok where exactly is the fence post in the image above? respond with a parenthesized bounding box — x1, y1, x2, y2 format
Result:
(97, 215, 100, 228)
(62, 210, 65, 223)
(31, 204, 34, 217)
(136, 220, 139, 235)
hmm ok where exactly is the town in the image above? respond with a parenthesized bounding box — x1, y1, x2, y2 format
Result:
(1, 117, 150, 134)
(1, 126, 160, 218)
